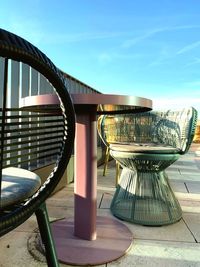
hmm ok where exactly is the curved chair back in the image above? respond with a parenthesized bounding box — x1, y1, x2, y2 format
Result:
(155, 107, 198, 153)
(0, 28, 75, 266)
(98, 107, 197, 154)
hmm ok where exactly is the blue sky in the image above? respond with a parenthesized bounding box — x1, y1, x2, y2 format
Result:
(1, 0, 200, 114)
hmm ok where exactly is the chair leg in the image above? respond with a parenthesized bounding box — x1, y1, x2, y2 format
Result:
(115, 162, 120, 187)
(103, 146, 110, 176)
(35, 202, 59, 267)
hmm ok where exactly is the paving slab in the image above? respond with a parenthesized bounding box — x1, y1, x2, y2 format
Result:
(185, 181, 200, 194)
(180, 200, 200, 214)
(180, 168, 200, 175)
(98, 192, 113, 209)
(0, 231, 47, 267)
(183, 212, 200, 242)
(14, 216, 38, 233)
(176, 192, 200, 201)
(123, 219, 195, 243)
(168, 167, 181, 173)
(170, 180, 188, 193)
(47, 187, 74, 208)
(98, 206, 195, 243)
(177, 173, 200, 182)
(46, 204, 74, 219)
(107, 239, 200, 267)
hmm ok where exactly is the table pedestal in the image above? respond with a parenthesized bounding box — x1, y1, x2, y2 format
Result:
(51, 216, 133, 265)
(74, 108, 97, 240)
(51, 106, 133, 265)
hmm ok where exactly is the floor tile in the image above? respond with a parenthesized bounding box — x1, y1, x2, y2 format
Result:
(124, 219, 195, 243)
(183, 212, 200, 242)
(185, 181, 200, 194)
(170, 180, 188, 193)
(98, 207, 195, 243)
(99, 192, 113, 209)
(108, 239, 200, 267)
(0, 231, 47, 267)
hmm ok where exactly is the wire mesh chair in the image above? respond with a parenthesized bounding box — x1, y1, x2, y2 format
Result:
(0, 28, 75, 266)
(97, 116, 120, 186)
(98, 108, 197, 225)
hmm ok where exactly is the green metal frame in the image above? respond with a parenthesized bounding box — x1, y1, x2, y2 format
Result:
(110, 152, 182, 225)
(98, 108, 198, 225)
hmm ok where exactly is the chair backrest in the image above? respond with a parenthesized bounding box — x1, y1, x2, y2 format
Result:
(98, 107, 198, 154)
(153, 107, 198, 153)
(0, 28, 75, 235)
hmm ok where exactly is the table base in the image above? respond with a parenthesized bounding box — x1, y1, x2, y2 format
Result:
(51, 216, 133, 266)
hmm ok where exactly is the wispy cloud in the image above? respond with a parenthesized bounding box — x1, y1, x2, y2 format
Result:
(122, 29, 161, 48)
(148, 45, 172, 67)
(97, 52, 142, 64)
(122, 25, 200, 49)
(121, 24, 200, 68)
(48, 25, 200, 46)
(7, 16, 43, 46)
(44, 31, 125, 44)
(184, 57, 200, 67)
(177, 41, 200, 55)
(4, 15, 127, 46)
(98, 53, 112, 64)
(9, 23, 124, 45)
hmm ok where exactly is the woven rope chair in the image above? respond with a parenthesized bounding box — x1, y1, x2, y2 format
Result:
(98, 108, 197, 225)
(0, 28, 75, 266)
(97, 116, 120, 186)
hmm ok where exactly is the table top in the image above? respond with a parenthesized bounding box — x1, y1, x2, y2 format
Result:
(72, 93, 152, 114)
(20, 93, 152, 114)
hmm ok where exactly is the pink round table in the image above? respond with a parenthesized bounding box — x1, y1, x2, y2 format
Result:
(20, 93, 152, 265)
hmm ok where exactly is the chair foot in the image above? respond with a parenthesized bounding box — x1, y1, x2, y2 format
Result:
(110, 168, 182, 226)
(115, 162, 120, 187)
(35, 203, 59, 267)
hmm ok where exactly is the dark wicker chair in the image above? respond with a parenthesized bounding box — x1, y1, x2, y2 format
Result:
(98, 108, 197, 225)
(0, 28, 75, 266)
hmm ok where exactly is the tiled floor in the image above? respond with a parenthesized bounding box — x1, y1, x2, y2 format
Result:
(1, 144, 200, 266)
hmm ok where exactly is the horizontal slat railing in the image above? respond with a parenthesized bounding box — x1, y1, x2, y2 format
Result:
(1, 108, 65, 170)
(0, 57, 101, 187)
(3, 135, 64, 148)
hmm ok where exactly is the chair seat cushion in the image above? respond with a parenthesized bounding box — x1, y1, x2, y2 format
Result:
(110, 142, 180, 154)
(1, 167, 41, 208)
